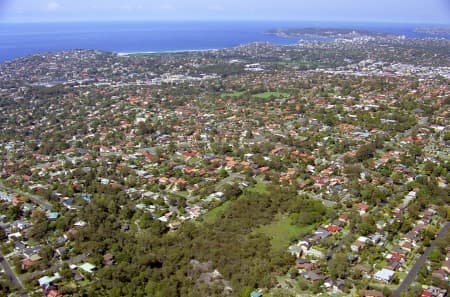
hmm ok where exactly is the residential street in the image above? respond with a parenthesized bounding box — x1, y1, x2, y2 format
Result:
(0, 180, 53, 211)
(20, 253, 88, 283)
(0, 253, 29, 297)
(0, 29, 448, 296)
(393, 221, 450, 297)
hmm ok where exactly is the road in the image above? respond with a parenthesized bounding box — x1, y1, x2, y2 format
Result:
(0, 180, 53, 211)
(0, 253, 29, 297)
(20, 252, 88, 283)
(393, 221, 450, 297)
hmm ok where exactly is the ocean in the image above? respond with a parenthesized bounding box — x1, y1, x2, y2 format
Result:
(0, 21, 448, 63)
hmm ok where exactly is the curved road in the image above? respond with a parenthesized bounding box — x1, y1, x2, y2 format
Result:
(393, 221, 450, 297)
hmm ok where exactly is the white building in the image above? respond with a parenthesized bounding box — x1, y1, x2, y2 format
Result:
(374, 268, 395, 283)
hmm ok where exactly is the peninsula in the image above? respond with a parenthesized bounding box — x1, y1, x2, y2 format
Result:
(266, 27, 395, 39)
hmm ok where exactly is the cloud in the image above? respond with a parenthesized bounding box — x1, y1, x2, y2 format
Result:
(46, 1, 61, 11)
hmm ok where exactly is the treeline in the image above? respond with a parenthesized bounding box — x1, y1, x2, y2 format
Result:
(49, 184, 330, 297)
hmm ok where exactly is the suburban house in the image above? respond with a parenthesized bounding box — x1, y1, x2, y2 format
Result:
(374, 268, 395, 283)
(351, 236, 370, 253)
(288, 244, 303, 258)
(250, 291, 262, 297)
(295, 259, 316, 271)
(355, 203, 369, 215)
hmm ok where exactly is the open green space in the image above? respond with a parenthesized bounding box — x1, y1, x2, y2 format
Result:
(247, 182, 269, 195)
(253, 91, 290, 99)
(220, 91, 245, 98)
(204, 183, 267, 223)
(255, 214, 315, 252)
(202, 201, 231, 223)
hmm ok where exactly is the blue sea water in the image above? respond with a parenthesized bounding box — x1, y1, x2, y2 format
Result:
(0, 21, 448, 63)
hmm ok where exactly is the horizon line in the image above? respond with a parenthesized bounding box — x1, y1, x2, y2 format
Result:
(1, 18, 449, 25)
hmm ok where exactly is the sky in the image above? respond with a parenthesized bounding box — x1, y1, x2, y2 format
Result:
(0, 0, 449, 24)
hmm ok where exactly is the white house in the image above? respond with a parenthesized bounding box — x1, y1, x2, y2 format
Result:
(288, 244, 303, 258)
(374, 268, 395, 283)
(306, 248, 325, 259)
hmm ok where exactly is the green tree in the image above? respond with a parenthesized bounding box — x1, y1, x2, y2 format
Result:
(329, 252, 349, 278)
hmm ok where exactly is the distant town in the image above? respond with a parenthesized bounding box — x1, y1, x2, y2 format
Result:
(0, 30, 449, 297)
(414, 26, 450, 35)
(266, 28, 395, 39)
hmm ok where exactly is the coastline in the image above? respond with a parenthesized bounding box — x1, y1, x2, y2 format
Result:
(2, 20, 450, 63)
(117, 48, 221, 56)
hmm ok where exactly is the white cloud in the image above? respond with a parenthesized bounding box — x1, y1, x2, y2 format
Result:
(46, 1, 61, 11)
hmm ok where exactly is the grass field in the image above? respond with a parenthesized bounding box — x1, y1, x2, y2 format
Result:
(203, 182, 316, 252)
(253, 91, 290, 99)
(247, 182, 269, 195)
(202, 201, 231, 223)
(255, 214, 315, 252)
(221, 91, 245, 98)
(203, 183, 267, 223)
